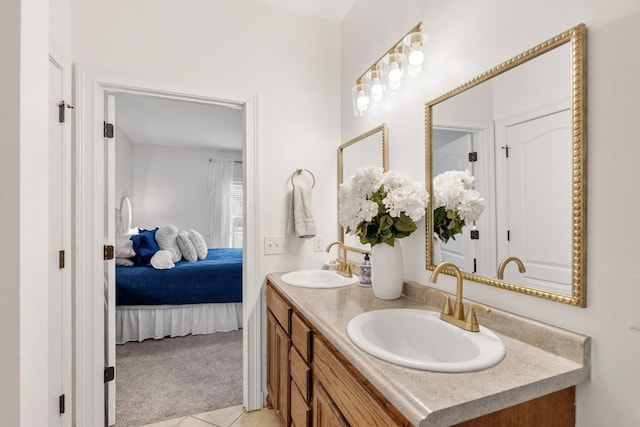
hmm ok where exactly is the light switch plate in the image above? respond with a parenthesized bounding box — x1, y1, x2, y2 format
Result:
(313, 235, 324, 252)
(264, 235, 287, 255)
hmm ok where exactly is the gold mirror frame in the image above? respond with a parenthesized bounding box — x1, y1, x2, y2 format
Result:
(338, 123, 389, 243)
(425, 24, 587, 307)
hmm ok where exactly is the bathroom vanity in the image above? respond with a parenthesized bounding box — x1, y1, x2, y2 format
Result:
(266, 273, 590, 427)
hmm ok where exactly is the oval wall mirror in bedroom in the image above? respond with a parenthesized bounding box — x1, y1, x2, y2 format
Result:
(120, 196, 132, 236)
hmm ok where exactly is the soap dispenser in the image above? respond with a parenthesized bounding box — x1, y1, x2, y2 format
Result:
(359, 253, 371, 287)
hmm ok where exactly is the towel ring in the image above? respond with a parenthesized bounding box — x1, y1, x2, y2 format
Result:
(290, 168, 315, 189)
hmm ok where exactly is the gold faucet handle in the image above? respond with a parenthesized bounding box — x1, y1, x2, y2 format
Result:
(431, 290, 453, 316)
(465, 303, 491, 330)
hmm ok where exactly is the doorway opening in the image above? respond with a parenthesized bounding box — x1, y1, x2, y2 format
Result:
(108, 92, 245, 426)
(73, 66, 263, 427)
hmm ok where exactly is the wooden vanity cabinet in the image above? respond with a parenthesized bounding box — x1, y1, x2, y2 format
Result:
(267, 286, 292, 427)
(267, 284, 314, 427)
(267, 281, 576, 427)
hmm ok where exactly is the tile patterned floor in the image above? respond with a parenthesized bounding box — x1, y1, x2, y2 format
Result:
(139, 405, 279, 427)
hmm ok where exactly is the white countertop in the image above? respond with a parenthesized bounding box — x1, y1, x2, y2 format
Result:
(267, 273, 590, 426)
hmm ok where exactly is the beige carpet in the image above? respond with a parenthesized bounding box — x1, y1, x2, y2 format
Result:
(115, 330, 243, 427)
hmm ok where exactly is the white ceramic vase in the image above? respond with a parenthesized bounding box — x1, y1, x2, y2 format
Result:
(432, 235, 443, 265)
(370, 241, 404, 300)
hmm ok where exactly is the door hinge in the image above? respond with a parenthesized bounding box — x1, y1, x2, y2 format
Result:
(470, 229, 479, 240)
(104, 366, 115, 383)
(59, 394, 65, 414)
(59, 250, 65, 269)
(58, 101, 74, 123)
(501, 144, 510, 158)
(104, 245, 115, 260)
(473, 258, 477, 273)
(103, 121, 114, 138)
(507, 230, 511, 241)
(468, 151, 478, 162)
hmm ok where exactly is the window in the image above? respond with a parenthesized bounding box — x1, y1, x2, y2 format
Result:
(230, 181, 243, 248)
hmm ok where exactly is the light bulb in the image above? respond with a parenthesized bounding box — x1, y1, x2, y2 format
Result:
(409, 49, 424, 66)
(357, 90, 370, 111)
(388, 62, 402, 82)
(371, 76, 384, 101)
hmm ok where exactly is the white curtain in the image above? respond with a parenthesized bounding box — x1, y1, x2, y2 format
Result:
(207, 160, 234, 247)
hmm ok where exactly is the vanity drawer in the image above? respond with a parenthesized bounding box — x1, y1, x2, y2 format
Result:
(290, 346, 312, 402)
(291, 311, 313, 362)
(314, 336, 400, 427)
(291, 379, 312, 427)
(267, 284, 291, 333)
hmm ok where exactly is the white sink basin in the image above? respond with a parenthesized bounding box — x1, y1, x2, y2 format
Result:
(347, 309, 505, 372)
(281, 270, 359, 288)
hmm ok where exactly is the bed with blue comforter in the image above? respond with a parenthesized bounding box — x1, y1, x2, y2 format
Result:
(116, 248, 242, 305)
(115, 248, 243, 343)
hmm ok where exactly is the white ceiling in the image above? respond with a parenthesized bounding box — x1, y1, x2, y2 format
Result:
(254, 0, 356, 23)
(115, 93, 243, 151)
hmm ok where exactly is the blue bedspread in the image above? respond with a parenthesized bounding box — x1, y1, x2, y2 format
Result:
(116, 248, 242, 305)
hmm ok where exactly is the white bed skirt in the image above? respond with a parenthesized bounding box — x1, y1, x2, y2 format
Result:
(116, 302, 243, 344)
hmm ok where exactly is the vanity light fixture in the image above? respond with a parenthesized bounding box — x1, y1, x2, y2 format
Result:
(351, 22, 427, 116)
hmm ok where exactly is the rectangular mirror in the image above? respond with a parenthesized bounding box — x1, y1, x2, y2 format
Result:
(338, 124, 389, 247)
(425, 24, 586, 306)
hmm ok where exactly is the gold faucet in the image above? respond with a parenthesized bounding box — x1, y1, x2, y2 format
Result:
(325, 241, 370, 278)
(497, 256, 526, 280)
(429, 262, 490, 332)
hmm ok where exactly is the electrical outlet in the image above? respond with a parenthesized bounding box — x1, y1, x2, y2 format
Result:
(264, 235, 287, 255)
(313, 235, 324, 252)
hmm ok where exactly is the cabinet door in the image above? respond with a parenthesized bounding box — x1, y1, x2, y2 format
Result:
(268, 311, 291, 427)
(313, 381, 349, 427)
(267, 311, 277, 408)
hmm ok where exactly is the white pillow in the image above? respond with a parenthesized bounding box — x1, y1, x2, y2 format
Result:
(150, 249, 175, 270)
(189, 229, 208, 260)
(115, 236, 136, 258)
(156, 224, 182, 262)
(115, 257, 135, 267)
(177, 231, 198, 262)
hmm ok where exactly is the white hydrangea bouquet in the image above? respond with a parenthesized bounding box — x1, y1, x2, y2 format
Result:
(432, 169, 485, 243)
(338, 166, 429, 247)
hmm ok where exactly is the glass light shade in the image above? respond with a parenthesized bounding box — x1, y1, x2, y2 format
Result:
(368, 68, 385, 101)
(351, 83, 370, 116)
(404, 31, 426, 66)
(385, 48, 406, 87)
(388, 79, 402, 90)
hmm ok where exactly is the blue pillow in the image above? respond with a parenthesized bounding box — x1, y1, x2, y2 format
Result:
(130, 228, 159, 266)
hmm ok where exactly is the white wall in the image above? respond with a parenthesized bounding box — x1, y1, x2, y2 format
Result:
(72, 0, 342, 275)
(342, 1, 640, 425)
(0, 1, 23, 424)
(0, 0, 54, 425)
(131, 143, 241, 238)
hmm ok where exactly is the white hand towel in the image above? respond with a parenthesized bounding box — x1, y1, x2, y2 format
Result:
(287, 184, 317, 239)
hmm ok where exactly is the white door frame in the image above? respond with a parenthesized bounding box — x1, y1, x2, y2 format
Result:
(72, 65, 262, 426)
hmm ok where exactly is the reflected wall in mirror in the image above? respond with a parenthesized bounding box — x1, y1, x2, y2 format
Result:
(338, 124, 389, 247)
(425, 24, 586, 306)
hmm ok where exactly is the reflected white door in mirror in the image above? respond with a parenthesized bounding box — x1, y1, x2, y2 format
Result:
(425, 23, 586, 307)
